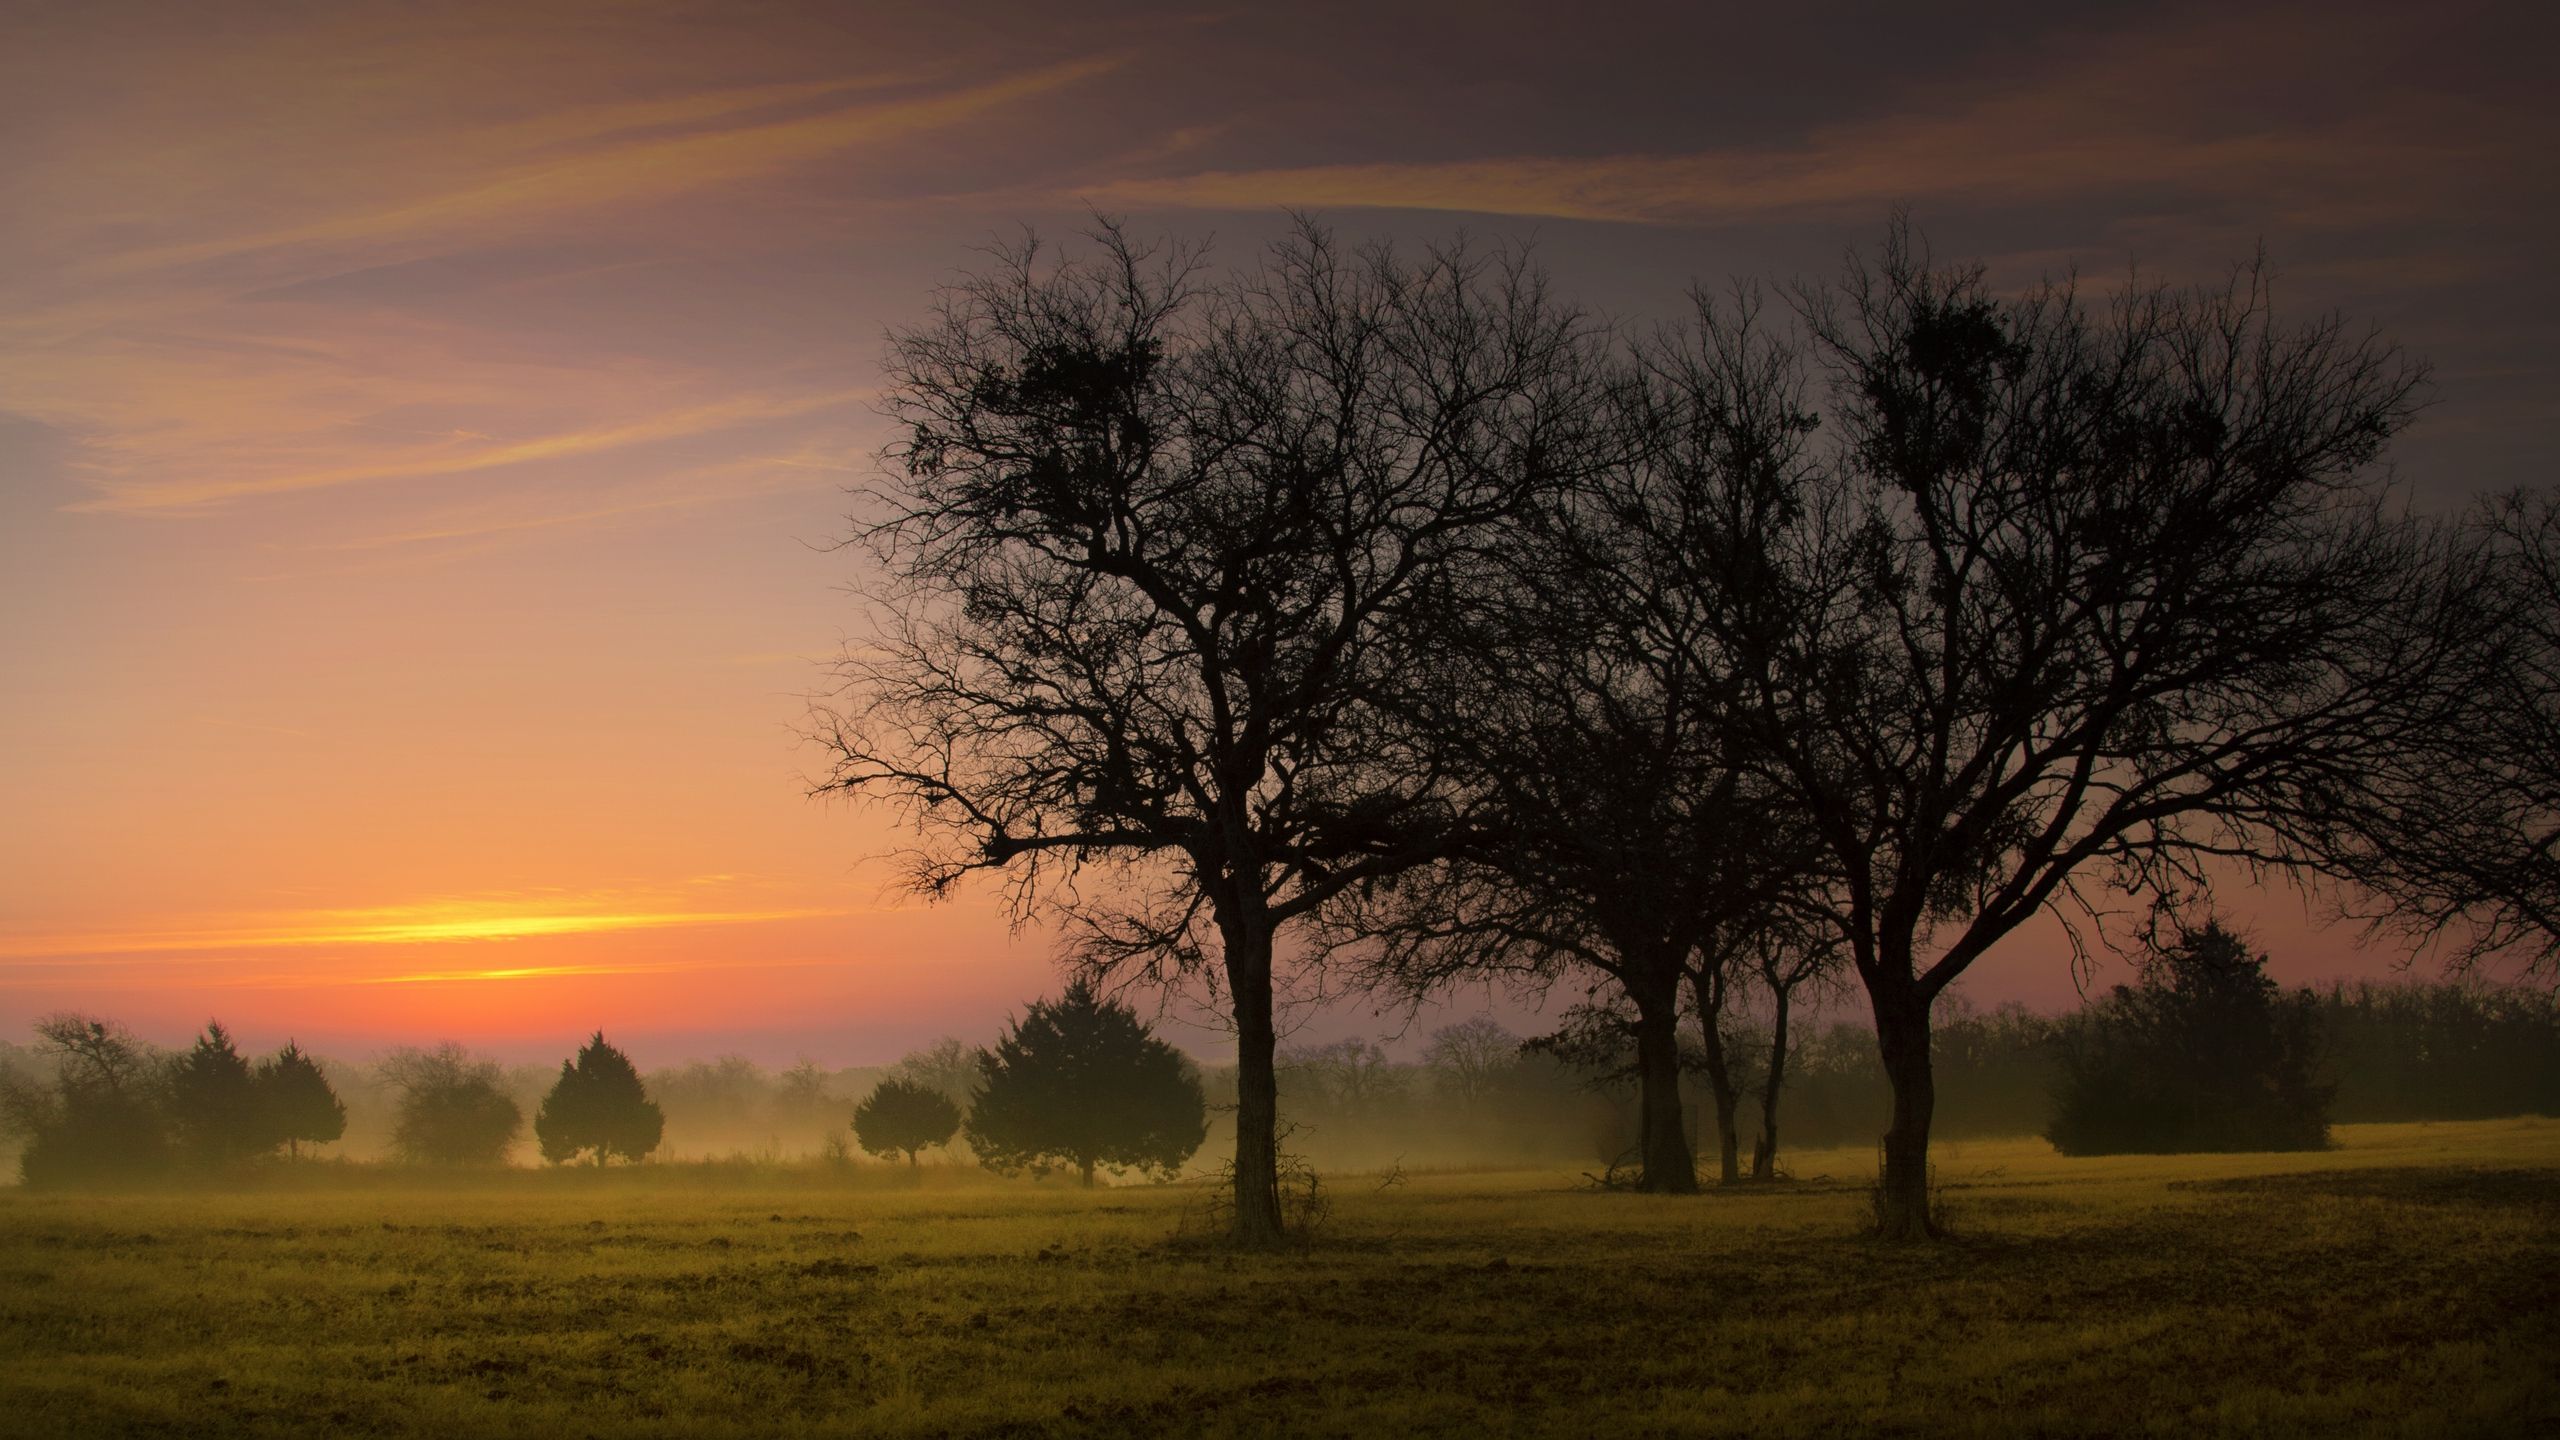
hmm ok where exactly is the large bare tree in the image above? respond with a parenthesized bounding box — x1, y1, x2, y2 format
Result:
(813, 220, 1607, 1243)
(1717, 229, 2489, 1237)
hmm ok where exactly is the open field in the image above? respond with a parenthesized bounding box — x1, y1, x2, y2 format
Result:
(1, 1119, 2554, 1438)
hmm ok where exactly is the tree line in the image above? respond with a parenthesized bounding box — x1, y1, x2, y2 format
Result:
(813, 214, 2559, 1241)
(0, 984, 1211, 1188)
(2, 964, 2549, 1186)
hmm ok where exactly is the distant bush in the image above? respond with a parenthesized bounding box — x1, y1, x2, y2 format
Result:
(2047, 923, 2332, 1156)
(852, 1077, 960, 1166)
(382, 1045, 523, 1165)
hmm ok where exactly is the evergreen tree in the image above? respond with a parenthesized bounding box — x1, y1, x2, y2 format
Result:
(165, 1021, 270, 1167)
(534, 1031, 664, 1164)
(966, 982, 1208, 1186)
(254, 1042, 345, 1158)
(852, 1077, 960, 1166)
(2048, 922, 2333, 1155)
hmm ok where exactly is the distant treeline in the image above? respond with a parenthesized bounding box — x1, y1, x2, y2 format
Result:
(1257, 977, 2560, 1169)
(4, 978, 2553, 1185)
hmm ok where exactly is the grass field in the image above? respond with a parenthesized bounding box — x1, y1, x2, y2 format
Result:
(1, 1119, 2553, 1438)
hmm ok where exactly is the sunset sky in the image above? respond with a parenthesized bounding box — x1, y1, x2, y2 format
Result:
(5, 0, 2555, 1067)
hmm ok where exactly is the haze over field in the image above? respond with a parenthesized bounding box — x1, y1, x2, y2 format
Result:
(5, 0, 2556, 1066)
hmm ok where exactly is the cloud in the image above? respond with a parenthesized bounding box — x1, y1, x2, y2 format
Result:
(67, 387, 869, 514)
(1060, 8, 2491, 232)
(87, 57, 1125, 279)
(0, 892, 848, 961)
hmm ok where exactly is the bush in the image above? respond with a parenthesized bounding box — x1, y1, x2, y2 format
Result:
(852, 1077, 960, 1166)
(382, 1045, 523, 1165)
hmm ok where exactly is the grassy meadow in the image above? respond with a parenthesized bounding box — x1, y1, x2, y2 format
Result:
(1, 1119, 2553, 1438)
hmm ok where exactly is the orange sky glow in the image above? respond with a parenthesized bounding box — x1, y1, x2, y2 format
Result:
(5, 0, 2555, 1066)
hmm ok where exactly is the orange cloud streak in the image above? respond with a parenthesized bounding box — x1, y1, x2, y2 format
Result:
(0, 896, 847, 961)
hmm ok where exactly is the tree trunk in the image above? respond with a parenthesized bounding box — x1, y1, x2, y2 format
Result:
(1870, 979, 1938, 1239)
(1225, 919, 1285, 1245)
(1630, 1001, 1697, 1194)
(907, 1149, 918, 1170)
(1695, 1007, 1742, 1186)
(1752, 983, 1793, 1182)
(1079, 1158, 1096, 1188)
(1679, 963, 1740, 1178)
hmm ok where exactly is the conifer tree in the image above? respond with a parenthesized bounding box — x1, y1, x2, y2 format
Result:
(966, 982, 1207, 1186)
(534, 1031, 664, 1164)
(166, 1021, 268, 1167)
(254, 1042, 345, 1158)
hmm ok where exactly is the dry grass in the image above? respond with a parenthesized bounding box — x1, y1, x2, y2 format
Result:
(1, 1119, 2553, 1437)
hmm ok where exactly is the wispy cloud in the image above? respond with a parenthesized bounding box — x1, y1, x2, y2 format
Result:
(68, 388, 868, 514)
(87, 58, 1125, 279)
(0, 893, 846, 961)
(1064, 10, 2493, 233)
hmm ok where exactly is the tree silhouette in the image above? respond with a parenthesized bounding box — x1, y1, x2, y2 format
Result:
(816, 219, 1606, 1241)
(852, 1077, 960, 1166)
(383, 1044, 522, 1166)
(1708, 225, 2482, 1235)
(1330, 294, 1833, 1190)
(1747, 923, 1846, 1181)
(165, 1020, 267, 1167)
(1420, 1017, 1520, 1110)
(254, 1042, 345, 1158)
(966, 981, 1207, 1186)
(9, 1014, 168, 1186)
(534, 1032, 664, 1165)
(2313, 488, 2560, 982)
(2048, 922, 2332, 1154)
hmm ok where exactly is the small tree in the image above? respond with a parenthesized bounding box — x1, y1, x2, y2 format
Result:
(1421, 1017, 1521, 1110)
(254, 1042, 345, 1158)
(2047, 922, 2333, 1155)
(885, 1037, 979, 1109)
(383, 1044, 523, 1166)
(12, 1014, 169, 1187)
(534, 1032, 664, 1165)
(166, 1021, 271, 1168)
(967, 981, 1208, 1186)
(852, 1077, 961, 1166)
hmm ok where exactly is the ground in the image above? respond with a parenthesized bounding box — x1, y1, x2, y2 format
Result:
(1, 1119, 2553, 1437)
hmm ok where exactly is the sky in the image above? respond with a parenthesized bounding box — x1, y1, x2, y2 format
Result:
(4, 0, 2556, 1068)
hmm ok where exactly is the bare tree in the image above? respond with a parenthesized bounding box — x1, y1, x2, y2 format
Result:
(1745, 922, 1846, 1181)
(1419, 1016, 1519, 1109)
(1715, 226, 2484, 1237)
(1340, 290, 1824, 1191)
(2313, 488, 2560, 982)
(813, 219, 1607, 1243)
